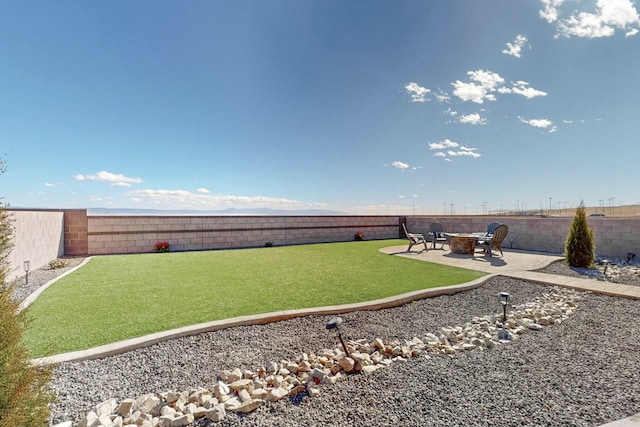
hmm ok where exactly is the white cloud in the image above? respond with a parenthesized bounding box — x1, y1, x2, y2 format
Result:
(498, 81, 548, 99)
(74, 170, 143, 187)
(405, 82, 431, 103)
(44, 182, 64, 187)
(459, 113, 487, 125)
(452, 70, 505, 103)
(447, 147, 482, 158)
(502, 34, 529, 57)
(444, 108, 458, 117)
(126, 188, 326, 210)
(392, 161, 409, 170)
(539, 0, 566, 23)
(196, 188, 211, 193)
(434, 90, 451, 103)
(429, 139, 459, 150)
(430, 140, 481, 160)
(518, 116, 558, 132)
(542, 0, 640, 38)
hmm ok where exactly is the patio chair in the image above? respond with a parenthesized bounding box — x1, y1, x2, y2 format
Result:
(487, 221, 500, 235)
(472, 221, 500, 239)
(476, 224, 508, 257)
(429, 222, 448, 250)
(402, 223, 428, 252)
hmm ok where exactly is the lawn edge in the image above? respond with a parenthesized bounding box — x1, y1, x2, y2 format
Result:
(19, 257, 94, 313)
(31, 273, 496, 366)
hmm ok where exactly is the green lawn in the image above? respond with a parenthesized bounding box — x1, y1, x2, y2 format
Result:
(23, 240, 486, 358)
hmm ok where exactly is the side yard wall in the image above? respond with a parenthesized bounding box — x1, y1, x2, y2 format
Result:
(406, 216, 640, 259)
(7, 210, 64, 281)
(86, 215, 401, 255)
(6, 210, 640, 279)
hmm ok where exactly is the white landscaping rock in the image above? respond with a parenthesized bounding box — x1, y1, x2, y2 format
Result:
(229, 399, 263, 414)
(171, 413, 194, 427)
(205, 404, 226, 422)
(338, 356, 355, 373)
(134, 394, 161, 415)
(266, 387, 289, 402)
(95, 398, 118, 417)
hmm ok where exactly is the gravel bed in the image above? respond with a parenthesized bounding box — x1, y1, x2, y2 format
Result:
(14, 257, 640, 426)
(10, 257, 86, 303)
(536, 256, 640, 287)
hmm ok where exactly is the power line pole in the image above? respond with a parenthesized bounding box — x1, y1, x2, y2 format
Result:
(608, 197, 615, 216)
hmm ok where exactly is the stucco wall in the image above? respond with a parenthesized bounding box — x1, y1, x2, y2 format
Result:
(7, 210, 64, 281)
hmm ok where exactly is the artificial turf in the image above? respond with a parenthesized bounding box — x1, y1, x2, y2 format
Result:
(23, 240, 486, 357)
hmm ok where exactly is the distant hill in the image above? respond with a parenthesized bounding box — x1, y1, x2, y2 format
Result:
(88, 207, 351, 216)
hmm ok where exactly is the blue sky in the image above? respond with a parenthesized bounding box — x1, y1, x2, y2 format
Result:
(2, 0, 639, 215)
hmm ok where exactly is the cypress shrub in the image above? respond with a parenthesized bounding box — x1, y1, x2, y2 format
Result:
(565, 202, 595, 268)
(0, 161, 54, 427)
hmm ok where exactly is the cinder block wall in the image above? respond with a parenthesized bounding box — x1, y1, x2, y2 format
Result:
(8, 210, 639, 271)
(64, 210, 88, 256)
(7, 210, 64, 281)
(86, 214, 401, 255)
(406, 216, 640, 258)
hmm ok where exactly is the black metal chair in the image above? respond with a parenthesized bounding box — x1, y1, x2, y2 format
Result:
(429, 222, 448, 250)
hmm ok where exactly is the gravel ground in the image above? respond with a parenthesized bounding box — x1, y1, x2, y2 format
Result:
(10, 257, 87, 303)
(536, 255, 640, 287)
(12, 256, 640, 427)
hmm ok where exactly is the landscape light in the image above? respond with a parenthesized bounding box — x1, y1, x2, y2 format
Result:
(497, 292, 511, 342)
(23, 260, 30, 286)
(498, 292, 510, 323)
(325, 316, 349, 356)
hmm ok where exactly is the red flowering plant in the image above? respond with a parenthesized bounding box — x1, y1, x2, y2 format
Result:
(354, 232, 364, 241)
(153, 241, 170, 253)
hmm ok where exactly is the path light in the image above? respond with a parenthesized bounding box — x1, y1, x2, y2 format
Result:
(325, 316, 349, 356)
(498, 292, 511, 341)
(498, 292, 510, 323)
(23, 260, 30, 286)
(625, 253, 636, 264)
(602, 260, 610, 275)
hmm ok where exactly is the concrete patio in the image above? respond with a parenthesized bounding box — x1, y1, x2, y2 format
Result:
(380, 245, 640, 300)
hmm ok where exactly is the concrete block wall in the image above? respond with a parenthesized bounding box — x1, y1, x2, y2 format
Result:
(8, 210, 639, 267)
(590, 217, 640, 259)
(7, 210, 64, 281)
(86, 214, 401, 255)
(406, 216, 639, 258)
(64, 210, 88, 256)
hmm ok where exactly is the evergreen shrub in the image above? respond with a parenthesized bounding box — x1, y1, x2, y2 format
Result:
(565, 202, 595, 268)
